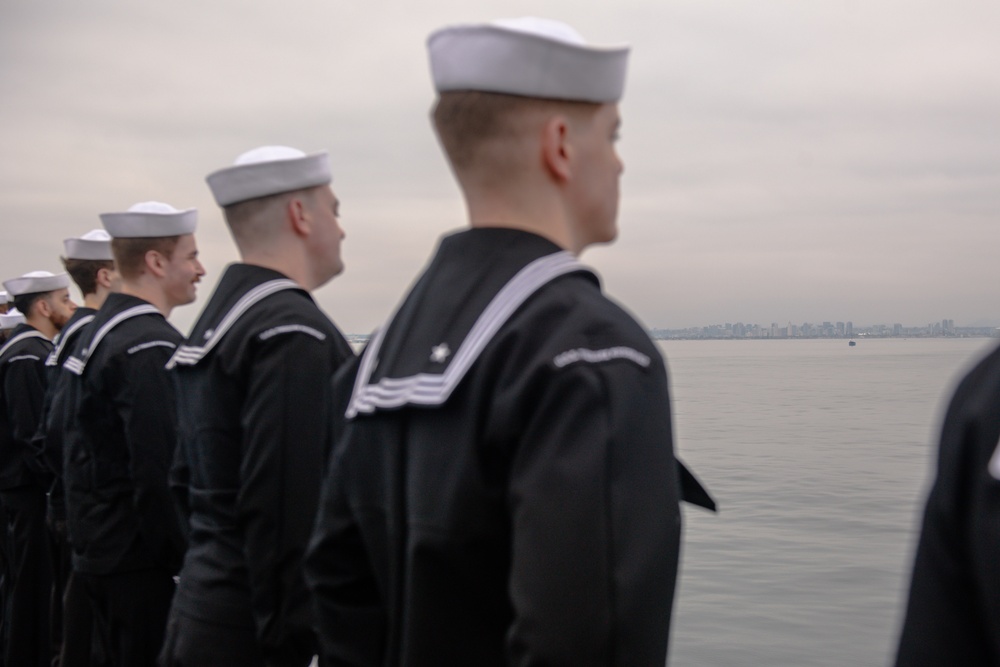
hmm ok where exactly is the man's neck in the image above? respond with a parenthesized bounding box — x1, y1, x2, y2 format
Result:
(239, 247, 311, 291)
(24, 315, 56, 340)
(463, 186, 582, 255)
(120, 281, 171, 318)
(83, 293, 103, 310)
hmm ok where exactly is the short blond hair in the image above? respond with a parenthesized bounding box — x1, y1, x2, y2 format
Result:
(432, 91, 599, 171)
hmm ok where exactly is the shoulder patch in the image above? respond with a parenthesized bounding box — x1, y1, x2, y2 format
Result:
(258, 324, 326, 342)
(553, 346, 651, 369)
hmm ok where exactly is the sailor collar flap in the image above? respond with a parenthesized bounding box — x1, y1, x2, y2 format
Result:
(46, 313, 96, 367)
(0, 328, 49, 360)
(63, 304, 162, 375)
(167, 278, 300, 369)
(346, 251, 591, 418)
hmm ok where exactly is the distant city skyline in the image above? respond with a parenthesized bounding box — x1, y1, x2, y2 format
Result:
(651, 318, 999, 340)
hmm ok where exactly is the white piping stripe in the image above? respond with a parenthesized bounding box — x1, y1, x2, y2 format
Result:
(0, 330, 49, 358)
(127, 340, 177, 355)
(6, 354, 41, 363)
(63, 357, 85, 375)
(258, 324, 326, 342)
(553, 346, 651, 369)
(46, 314, 96, 366)
(346, 251, 588, 417)
(166, 279, 299, 369)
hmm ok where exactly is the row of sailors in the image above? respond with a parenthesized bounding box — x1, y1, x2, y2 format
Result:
(0, 14, 988, 667)
(0, 141, 349, 666)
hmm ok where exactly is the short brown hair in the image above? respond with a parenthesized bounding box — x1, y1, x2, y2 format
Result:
(11, 292, 47, 318)
(61, 257, 114, 297)
(432, 91, 599, 170)
(111, 237, 180, 281)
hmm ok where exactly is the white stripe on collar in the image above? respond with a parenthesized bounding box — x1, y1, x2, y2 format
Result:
(63, 304, 161, 375)
(0, 329, 49, 359)
(166, 279, 299, 369)
(346, 251, 588, 417)
(46, 314, 96, 366)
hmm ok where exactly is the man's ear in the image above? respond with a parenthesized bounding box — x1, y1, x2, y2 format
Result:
(144, 249, 168, 278)
(287, 197, 312, 238)
(35, 296, 53, 319)
(96, 267, 112, 289)
(540, 115, 573, 182)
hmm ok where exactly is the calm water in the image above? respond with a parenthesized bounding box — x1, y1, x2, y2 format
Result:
(663, 337, 998, 667)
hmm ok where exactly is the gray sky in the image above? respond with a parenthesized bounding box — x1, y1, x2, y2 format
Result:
(2, 0, 998, 333)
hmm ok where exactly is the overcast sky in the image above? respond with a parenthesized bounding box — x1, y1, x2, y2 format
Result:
(2, 0, 998, 333)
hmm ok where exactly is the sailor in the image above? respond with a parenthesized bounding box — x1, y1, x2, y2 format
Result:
(306, 17, 714, 666)
(0, 291, 9, 315)
(158, 146, 353, 667)
(0, 306, 23, 663)
(0, 270, 76, 667)
(894, 343, 1000, 665)
(61, 202, 203, 666)
(0, 303, 17, 664)
(33, 229, 118, 667)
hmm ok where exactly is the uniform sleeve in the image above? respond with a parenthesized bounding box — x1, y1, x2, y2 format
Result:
(4, 354, 50, 479)
(238, 330, 337, 666)
(115, 346, 188, 573)
(501, 357, 682, 666)
(305, 358, 385, 667)
(894, 366, 996, 666)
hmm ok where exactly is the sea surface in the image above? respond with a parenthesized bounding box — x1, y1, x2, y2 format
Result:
(663, 337, 998, 667)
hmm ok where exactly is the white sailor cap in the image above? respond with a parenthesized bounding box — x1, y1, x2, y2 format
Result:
(3, 270, 70, 297)
(428, 17, 630, 103)
(100, 202, 198, 239)
(206, 146, 332, 207)
(0, 308, 25, 330)
(64, 229, 114, 261)
(0, 291, 7, 305)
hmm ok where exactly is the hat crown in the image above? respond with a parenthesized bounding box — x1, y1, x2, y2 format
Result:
(79, 229, 112, 242)
(491, 17, 585, 45)
(23, 270, 55, 279)
(128, 201, 180, 215)
(235, 146, 307, 166)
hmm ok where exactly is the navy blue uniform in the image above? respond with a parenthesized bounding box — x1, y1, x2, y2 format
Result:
(896, 343, 1000, 665)
(162, 264, 353, 667)
(62, 293, 186, 666)
(307, 229, 711, 666)
(0, 322, 54, 667)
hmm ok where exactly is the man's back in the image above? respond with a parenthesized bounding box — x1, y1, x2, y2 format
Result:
(168, 263, 353, 664)
(309, 228, 682, 665)
(62, 292, 185, 575)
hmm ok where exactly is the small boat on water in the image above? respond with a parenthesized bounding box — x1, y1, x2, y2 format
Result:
(848, 340, 857, 347)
